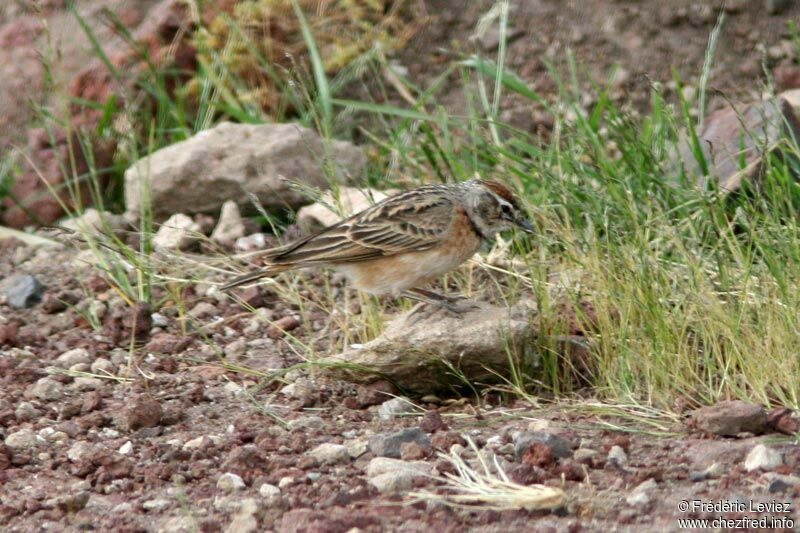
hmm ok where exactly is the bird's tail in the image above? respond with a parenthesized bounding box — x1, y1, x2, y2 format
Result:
(220, 264, 292, 291)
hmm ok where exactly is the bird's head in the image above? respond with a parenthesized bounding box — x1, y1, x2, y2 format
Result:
(460, 178, 534, 239)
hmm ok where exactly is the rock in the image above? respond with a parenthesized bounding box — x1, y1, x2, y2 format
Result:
(4, 428, 42, 451)
(475, 25, 524, 52)
(607, 445, 628, 466)
(54, 491, 90, 512)
(4, 275, 44, 308)
(56, 347, 91, 367)
(767, 407, 800, 435)
(90, 358, 114, 374)
(369, 470, 422, 494)
(217, 472, 246, 492)
(671, 94, 800, 192)
(189, 301, 217, 319)
(142, 498, 171, 511)
(153, 213, 201, 251)
(307, 443, 350, 465)
(345, 437, 370, 459)
(769, 479, 791, 493)
(514, 432, 572, 461)
(365, 457, 432, 477)
(297, 187, 393, 229)
(573, 448, 599, 465)
(124, 397, 163, 431)
(30, 377, 64, 401)
(211, 201, 246, 245)
(225, 498, 259, 533)
(319, 300, 538, 393)
(377, 397, 416, 420)
(689, 462, 723, 482)
(124, 122, 366, 222)
(419, 410, 448, 433)
(689, 401, 767, 436)
(0, 226, 58, 247)
(118, 441, 133, 455)
(744, 445, 783, 472)
(365, 457, 431, 494)
(258, 483, 281, 501)
(287, 416, 324, 431)
(368, 427, 431, 459)
(14, 401, 41, 422)
(59, 208, 127, 236)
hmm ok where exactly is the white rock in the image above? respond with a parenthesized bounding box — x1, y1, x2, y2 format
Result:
(258, 483, 281, 500)
(124, 122, 366, 222)
(67, 441, 97, 462)
(307, 443, 350, 465)
(744, 445, 783, 472)
(60, 208, 127, 236)
(211, 200, 246, 244)
(217, 472, 246, 492)
(73, 377, 103, 390)
(5, 428, 43, 451)
(277, 476, 295, 489)
(142, 498, 171, 511)
(287, 415, 325, 431)
(151, 312, 169, 328)
(118, 441, 133, 455)
(627, 478, 657, 506)
(346, 437, 370, 459)
(56, 348, 91, 367)
(153, 213, 201, 251)
(183, 436, 212, 450)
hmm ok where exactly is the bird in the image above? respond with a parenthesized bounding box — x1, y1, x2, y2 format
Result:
(221, 178, 533, 312)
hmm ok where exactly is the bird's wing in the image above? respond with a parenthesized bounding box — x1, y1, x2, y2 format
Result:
(268, 186, 456, 265)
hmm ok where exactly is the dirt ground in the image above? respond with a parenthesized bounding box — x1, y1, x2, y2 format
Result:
(3, 1, 800, 532)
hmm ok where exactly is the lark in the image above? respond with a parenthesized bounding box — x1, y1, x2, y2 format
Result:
(221, 178, 532, 311)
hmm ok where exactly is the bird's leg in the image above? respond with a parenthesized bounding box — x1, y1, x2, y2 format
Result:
(401, 287, 479, 320)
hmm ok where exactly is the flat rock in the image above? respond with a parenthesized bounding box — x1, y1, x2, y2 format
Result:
(319, 300, 538, 393)
(689, 400, 767, 436)
(306, 443, 350, 465)
(124, 122, 366, 221)
(152, 213, 201, 251)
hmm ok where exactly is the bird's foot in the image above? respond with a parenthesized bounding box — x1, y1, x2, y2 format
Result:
(402, 290, 479, 323)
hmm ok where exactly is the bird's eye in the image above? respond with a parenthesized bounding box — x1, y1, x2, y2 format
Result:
(500, 204, 512, 217)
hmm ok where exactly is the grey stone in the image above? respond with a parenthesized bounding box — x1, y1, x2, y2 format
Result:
(377, 397, 416, 420)
(319, 300, 537, 394)
(368, 470, 421, 494)
(608, 445, 628, 466)
(30, 377, 64, 401)
(60, 208, 127, 236)
(5, 275, 44, 308)
(368, 427, 431, 459)
(258, 483, 281, 501)
(307, 443, 350, 465)
(124, 122, 366, 222)
(4, 428, 42, 451)
(690, 401, 767, 437)
(365, 457, 432, 478)
(56, 348, 91, 367)
(514, 431, 572, 460)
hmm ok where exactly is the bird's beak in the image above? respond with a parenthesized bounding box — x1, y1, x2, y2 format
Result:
(515, 216, 535, 234)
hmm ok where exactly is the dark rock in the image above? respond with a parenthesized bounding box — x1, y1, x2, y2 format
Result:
(124, 397, 163, 431)
(368, 427, 431, 459)
(769, 479, 791, 493)
(514, 431, 573, 461)
(767, 407, 800, 435)
(5, 275, 44, 308)
(419, 410, 448, 433)
(766, 0, 792, 15)
(689, 400, 767, 437)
